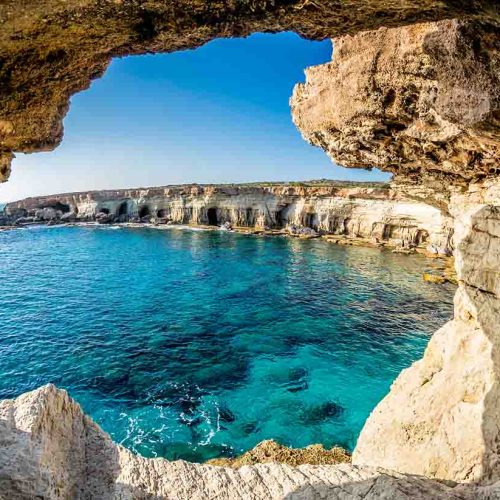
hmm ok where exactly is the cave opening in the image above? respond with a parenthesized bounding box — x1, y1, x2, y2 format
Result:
(275, 206, 289, 228)
(416, 229, 428, 245)
(117, 201, 128, 216)
(41, 202, 70, 213)
(207, 207, 218, 226)
(0, 24, 469, 477)
(139, 205, 150, 218)
(246, 208, 255, 226)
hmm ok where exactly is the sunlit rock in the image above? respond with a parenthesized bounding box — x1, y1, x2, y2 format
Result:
(4, 182, 454, 254)
(0, 384, 494, 499)
(291, 19, 500, 484)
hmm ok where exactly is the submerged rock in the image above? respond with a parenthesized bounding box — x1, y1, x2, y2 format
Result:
(300, 401, 345, 425)
(423, 272, 447, 284)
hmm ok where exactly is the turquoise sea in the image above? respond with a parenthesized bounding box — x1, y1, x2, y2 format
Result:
(0, 225, 454, 461)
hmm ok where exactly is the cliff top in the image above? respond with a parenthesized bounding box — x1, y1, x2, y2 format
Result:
(4, 179, 391, 207)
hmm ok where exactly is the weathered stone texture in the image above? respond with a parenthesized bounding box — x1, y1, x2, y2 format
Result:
(0, 1, 498, 180)
(291, 18, 500, 485)
(291, 20, 499, 201)
(0, 384, 496, 499)
(353, 180, 500, 484)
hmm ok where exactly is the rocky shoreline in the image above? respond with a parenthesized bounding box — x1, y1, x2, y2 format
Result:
(2, 181, 454, 258)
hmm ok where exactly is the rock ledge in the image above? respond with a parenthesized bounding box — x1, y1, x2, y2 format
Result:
(0, 384, 494, 499)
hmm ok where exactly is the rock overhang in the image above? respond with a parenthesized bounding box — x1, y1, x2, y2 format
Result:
(0, 0, 498, 183)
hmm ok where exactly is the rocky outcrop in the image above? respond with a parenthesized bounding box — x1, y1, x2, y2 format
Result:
(206, 440, 351, 468)
(1, 384, 498, 499)
(352, 180, 500, 484)
(291, 20, 500, 484)
(4, 181, 454, 254)
(0, 1, 497, 182)
(291, 19, 499, 209)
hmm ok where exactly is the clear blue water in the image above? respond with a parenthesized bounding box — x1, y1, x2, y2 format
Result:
(0, 225, 454, 462)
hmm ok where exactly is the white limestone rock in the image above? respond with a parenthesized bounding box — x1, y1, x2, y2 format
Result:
(0, 384, 490, 499)
(353, 180, 500, 484)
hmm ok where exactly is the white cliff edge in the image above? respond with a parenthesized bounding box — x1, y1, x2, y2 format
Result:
(0, 384, 495, 499)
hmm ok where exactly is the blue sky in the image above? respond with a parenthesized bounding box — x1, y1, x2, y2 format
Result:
(0, 32, 389, 202)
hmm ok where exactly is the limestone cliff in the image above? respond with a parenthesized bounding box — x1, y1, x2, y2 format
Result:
(291, 19, 499, 210)
(353, 180, 500, 483)
(291, 21, 500, 484)
(3, 181, 454, 254)
(1, 384, 497, 499)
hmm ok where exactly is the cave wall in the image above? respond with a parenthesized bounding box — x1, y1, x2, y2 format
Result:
(291, 19, 500, 210)
(0, 0, 498, 182)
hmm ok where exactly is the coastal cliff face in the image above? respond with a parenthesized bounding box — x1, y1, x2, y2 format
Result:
(291, 21, 500, 483)
(4, 183, 454, 254)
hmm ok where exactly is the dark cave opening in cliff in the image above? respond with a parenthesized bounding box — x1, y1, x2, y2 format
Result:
(42, 201, 70, 213)
(275, 207, 288, 228)
(117, 201, 128, 216)
(138, 205, 150, 218)
(207, 207, 218, 226)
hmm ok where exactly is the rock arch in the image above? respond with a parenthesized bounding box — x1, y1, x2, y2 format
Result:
(0, 0, 499, 492)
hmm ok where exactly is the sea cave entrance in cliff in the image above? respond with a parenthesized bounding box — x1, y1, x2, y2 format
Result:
(118, 201, 128, 216)
(138, 205, 150, 219)
(207, 207, 218, 226)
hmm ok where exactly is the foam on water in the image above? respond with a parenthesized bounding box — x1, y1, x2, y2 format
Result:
(0, 226, 454, 462)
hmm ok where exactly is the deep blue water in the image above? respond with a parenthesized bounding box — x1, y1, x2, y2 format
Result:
(0, 225, 454, 461)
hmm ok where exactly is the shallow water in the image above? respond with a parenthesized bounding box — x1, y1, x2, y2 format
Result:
(0, 225, 454, 461)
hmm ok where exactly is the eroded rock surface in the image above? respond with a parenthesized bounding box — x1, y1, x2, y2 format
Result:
(291, 20, 499, 208)
(291, 19, 500, 485)
(206, 439, 350, 468)
(0, 1, 498, 181)
(3, 181, 454, 254)
(0, 384, 495, 499)
(353, 180, 500, 483)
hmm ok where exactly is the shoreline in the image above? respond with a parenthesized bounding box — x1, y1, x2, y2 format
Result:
(1, 220, 457, 284)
